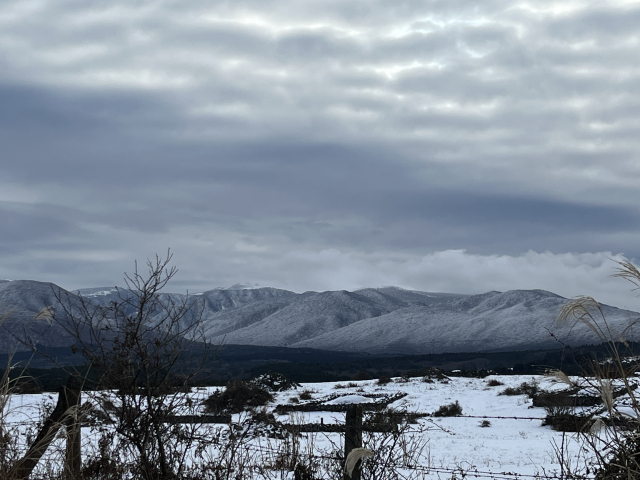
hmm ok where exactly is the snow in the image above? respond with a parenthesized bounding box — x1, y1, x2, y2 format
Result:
(325, 394, 373, 405)
(615, 405, 638, 418)
(215, 283, 262, 290)
(79, 288, 118, 297)
(268, 375, 597, 477)
(2, 374, 612, 479)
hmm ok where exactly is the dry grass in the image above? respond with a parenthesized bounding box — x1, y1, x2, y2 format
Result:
(486, 378, 503, 387)
(344, 448, 373, 478)
(544, 369, 576, 388)
(552, 258, 640, 479)
(432, 400, 463, 417)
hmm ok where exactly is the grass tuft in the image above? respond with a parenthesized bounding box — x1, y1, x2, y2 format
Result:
(433, 401, 463, 417)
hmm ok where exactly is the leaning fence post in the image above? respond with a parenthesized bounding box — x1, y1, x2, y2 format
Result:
(9, 374, 82, 480)
(63, 375, 82, 480)
(344, 404, 363, 480)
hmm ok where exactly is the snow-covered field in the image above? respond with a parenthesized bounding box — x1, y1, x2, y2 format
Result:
(266, 374, 589, 478)
(3, 374, 606, 479)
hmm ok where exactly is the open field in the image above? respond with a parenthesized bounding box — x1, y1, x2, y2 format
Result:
(2, 373, 614, 479)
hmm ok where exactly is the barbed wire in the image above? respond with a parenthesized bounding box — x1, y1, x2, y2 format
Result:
(364, 413, 547, 421)
(0, 405, 584, 480)
(1, 419, 43, 426)
(0, 420, 594, 480)
(214, 442, 592, 480)
(1, 413, 548, 426)
(457, 415, 546, 421)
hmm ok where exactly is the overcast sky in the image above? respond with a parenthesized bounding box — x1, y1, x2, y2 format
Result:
(2, 0, 640, 309)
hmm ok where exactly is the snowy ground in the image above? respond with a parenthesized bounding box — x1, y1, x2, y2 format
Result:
(3, 374, 604, 479)
(265, 374, 590, 478)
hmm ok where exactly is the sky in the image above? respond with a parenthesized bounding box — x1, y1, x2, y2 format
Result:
(1, 0, 640, 310)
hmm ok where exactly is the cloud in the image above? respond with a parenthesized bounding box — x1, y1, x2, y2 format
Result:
(0, 0, 639, 302)
(210, 248, 640, 312)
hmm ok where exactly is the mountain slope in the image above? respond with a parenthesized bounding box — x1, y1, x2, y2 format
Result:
(203, 288, 462, 346)
(2, 280, 638, 356)
(291, 290, 639, 353)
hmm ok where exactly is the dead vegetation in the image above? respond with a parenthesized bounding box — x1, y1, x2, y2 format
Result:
(547, 258, 640, 479)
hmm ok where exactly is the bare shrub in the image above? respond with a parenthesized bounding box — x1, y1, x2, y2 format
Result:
(365, 409, 425, 426)
(498, 381, 539, 398)
(542, 406, 592, 432)
(203, 381, 273, 414)
(81, 430, 128, 480)
(0, 316, 65, 480)
(251, 372, 300, 392)
(433, 400, 463, 417)
(299, 390, 313, 401)
(52, 251, 211, 480)
(360, 416, 431, 479)
(0, 354, 28, 477)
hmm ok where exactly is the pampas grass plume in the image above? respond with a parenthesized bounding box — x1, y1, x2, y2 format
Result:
(345, 448, 373, 478)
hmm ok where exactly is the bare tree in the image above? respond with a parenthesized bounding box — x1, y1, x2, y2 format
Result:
(53, 251, 210, 479)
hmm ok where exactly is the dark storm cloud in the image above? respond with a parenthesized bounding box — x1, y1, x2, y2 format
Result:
(0, 0, 639, 308)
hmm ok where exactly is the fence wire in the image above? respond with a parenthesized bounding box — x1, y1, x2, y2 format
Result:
(226, 442, 593, 480)
(1, 397, 590, 480)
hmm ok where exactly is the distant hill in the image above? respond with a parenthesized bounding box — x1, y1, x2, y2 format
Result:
(1, 280, 638, 355)
(0, 280, 76, 354)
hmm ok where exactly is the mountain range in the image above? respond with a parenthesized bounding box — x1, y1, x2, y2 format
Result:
(0, 280, 638, 355)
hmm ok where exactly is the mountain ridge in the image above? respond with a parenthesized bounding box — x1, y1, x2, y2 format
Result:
(0, 279, 638, 355)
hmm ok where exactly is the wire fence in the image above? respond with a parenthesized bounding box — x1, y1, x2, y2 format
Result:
(1, 414, 549, 426)
(1, 393, 591, 480)
(211, 442, 591, 480)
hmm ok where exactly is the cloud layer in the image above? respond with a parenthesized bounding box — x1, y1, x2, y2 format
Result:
(0, 0, 639, 308)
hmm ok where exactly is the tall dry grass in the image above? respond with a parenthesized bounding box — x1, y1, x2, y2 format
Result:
(0, 313, 68, 480)
(556, 259, 640, 480)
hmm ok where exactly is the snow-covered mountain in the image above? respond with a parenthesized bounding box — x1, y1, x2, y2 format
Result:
(1, 280, 638, 355)
(199, 288, 640, 354)
(289, 289, 634, 353)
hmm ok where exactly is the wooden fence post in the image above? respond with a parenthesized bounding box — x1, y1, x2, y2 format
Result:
(9, 375, 82, 480)
(344, 404, 363, 480)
